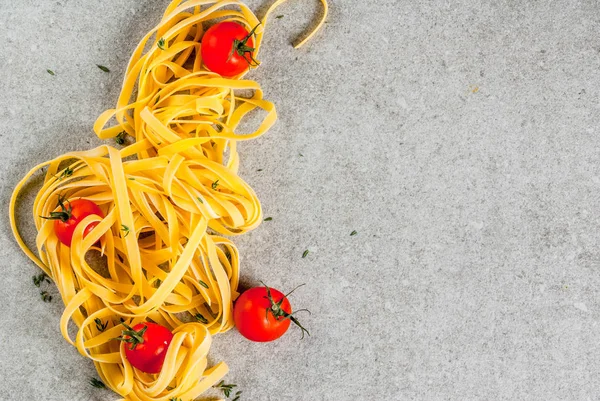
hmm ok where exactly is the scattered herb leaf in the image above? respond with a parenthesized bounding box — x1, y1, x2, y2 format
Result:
(212, 179, 220, 190)
(302, 250, 309, 258)
(197, 197, 204, 204)
(90, 378, 106, 388)
(276, 15, 284, 19)
(263, 217, 272, 221)
(94, 318, 108, 332)
(47, 69, 55, 76)
(128, 177, 135, 181)
(96, 64, 110, 73)
(299, 153, 304, 157)
(115, 132, 126, 145)
(350, 230, 357, 236)
(214, 381, 237, 398)
(157, 38, 166, 50)
(121, 224, 130, 237)
(33, 273, 50, 287)
(40, 291, 52, 302)
(198, 279, 209, 289)
(195, 313, 208, 324)
(59, 167, 73, 180)
(257, 168, 263, 171)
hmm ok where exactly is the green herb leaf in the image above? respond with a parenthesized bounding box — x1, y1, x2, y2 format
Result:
(257, 168, 263, 171)
(350, 230, 357, 236)
(121, 224, 130, 238)
(299, 153, 304, 157)
(198, 279, 209, 289)
(276, 15, 284, 19)
(94, 318, 108, 332)
(59, 166, 73, 180)
(197, 197, 204, 204)
(128, 177, 135, 181)
(96, 64, 110, 73)
(90, 378, 106, 388)
(40, 291, 52, 303)
(157, 38, 166, 50)
(212, 179, 220, 190)
(47, 69, 55, 76)
(33, 273, 50, 287)
(263, 217, 272, 221)
(115, 132, 126, 145)
(302, 249, 309, 258)
(214, 381, 237, 398)
(194, 313, 208, 324)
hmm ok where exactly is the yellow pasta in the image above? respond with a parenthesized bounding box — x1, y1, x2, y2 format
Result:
(10, 0, 327, 400)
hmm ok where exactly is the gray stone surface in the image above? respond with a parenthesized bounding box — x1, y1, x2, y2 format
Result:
(1, 0, 600, 400)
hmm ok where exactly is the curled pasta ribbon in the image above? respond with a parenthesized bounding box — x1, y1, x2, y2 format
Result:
(10, 0, 327, 400)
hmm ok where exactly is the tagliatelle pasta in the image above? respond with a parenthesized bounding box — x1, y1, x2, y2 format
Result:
(9, 0, 327, 400)
(10, 141, 243, 400)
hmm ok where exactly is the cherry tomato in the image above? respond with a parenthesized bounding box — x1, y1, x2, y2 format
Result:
(41, 197, 104, 247)
(201, 21, 259, 77)
(119, 322, 174, 374)
(233, 284, 310, 342)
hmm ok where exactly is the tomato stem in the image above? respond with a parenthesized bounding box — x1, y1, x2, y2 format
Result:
(116, 322, 148, 350)
(40, 195, 72, 223)
(261, 282, 311, 339)
(228, 23, 261, 68)
(285, 283, 306, 298)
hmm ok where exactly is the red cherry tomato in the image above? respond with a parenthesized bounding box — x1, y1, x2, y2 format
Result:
(42, 197, 104, 247)
(119, 322, 174, 374)
(233, 284, 310, 342)
(201, 21, 259, 77)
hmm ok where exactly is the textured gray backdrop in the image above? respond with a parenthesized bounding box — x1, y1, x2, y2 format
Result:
(1, 0, 600, 400)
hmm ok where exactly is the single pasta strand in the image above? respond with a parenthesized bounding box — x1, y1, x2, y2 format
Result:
(10, 0, 327, 400)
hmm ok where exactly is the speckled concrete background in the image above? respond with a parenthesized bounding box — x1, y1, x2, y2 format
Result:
(1, 0, 600, 400)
